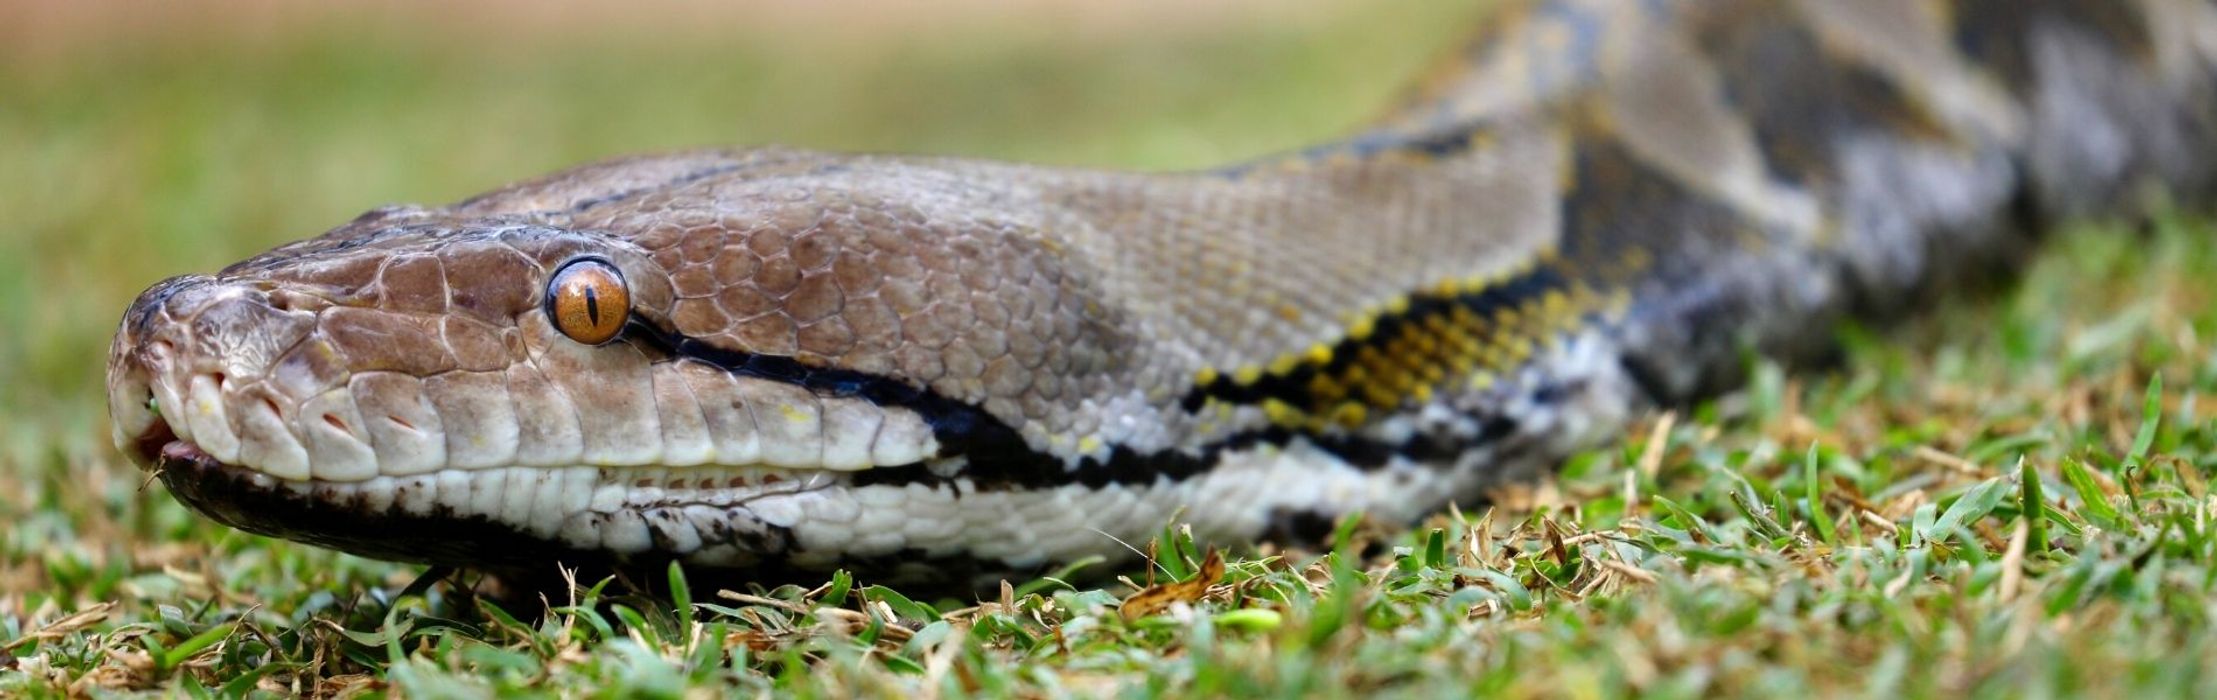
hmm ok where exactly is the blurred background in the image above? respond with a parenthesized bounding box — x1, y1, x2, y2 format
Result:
(0, 0, 1477, 463)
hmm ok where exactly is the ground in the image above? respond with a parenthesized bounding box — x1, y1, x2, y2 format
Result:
(4, 1, 2217, 696)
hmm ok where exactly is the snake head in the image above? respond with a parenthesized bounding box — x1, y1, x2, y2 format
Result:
(100, 151, 1163, 578)
(108, 213, 687, 478)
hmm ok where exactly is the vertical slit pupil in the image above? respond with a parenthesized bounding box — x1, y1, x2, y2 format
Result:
(584, 284, 601, 325)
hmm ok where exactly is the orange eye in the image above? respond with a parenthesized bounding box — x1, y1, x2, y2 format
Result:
(546, 258, 630, 345)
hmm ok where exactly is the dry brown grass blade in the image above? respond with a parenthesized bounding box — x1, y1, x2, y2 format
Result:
(1118, 549, 1226, 621)
(1913, 446, 1987, 476)
(1637, 412, 1677, 478)
(717, 590, 814, 615)
(4, 602, 116, 652)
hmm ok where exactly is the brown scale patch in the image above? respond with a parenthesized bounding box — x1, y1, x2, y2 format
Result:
(1695, 11, 1956, 189)
(574, 166, 1129, 428)
(439, 315, 512, 372)
(784, 274, 844, 324)
(441, 243, 538, 321)
(1948, 0, 2155, 94)
(731, 314, 799, 356)
(796, 316, 857, 357)
(1555, 117, 1770, 272)
(753, 257, 804, 297)
(711, 245, 760, 287)
(674, 225, 723, 265)
(320, 306, 458, 377)
(267, 336, 350, 400)
(669, 265, 720, 299)
(377, 255, 452, 315)
(842, 296, 902, 352)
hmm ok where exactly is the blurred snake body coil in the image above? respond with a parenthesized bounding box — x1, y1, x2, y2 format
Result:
(105, 1, 2217, 585)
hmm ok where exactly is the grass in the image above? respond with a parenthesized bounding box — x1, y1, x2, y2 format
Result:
(8, 3, 2217, 696)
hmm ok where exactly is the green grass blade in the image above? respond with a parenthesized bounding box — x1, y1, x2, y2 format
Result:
(2020, 456, 2049, 553)
(2129, 374, 2164, 466)
(2062, 457, 2122, 528)
(1804, 443, 1836, 546)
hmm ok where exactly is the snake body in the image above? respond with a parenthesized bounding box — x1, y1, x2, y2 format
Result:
(106, 0, 2217, 587)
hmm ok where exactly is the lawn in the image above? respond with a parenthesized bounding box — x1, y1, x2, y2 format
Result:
(6, 1, 2217, 696)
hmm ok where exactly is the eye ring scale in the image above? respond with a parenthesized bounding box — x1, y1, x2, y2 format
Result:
(545, 257, 631, 346)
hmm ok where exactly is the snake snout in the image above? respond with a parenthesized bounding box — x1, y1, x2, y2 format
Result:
(108, 274, 209, 471)
(107, 274, 324, 480)
(106, 343, 162, 470)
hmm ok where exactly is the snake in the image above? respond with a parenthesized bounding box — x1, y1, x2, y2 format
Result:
(104, 0, 2217, 589)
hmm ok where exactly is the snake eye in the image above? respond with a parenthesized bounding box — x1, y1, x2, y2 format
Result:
(546, 258, 630, 345)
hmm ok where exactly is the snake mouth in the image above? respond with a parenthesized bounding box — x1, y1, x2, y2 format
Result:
(125, 421, 302, 549)
(126, 417, 727, 571)
(126, 417, 193, 471)
(122, 409, 893, 572)
(138, 433, 633, 570)
(154, 438, 224, 474)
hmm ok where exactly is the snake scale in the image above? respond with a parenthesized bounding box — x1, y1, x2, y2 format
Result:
(105, 0, 2217, 589)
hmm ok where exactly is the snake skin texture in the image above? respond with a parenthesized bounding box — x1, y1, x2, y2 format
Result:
(106, 0, 2217, 588)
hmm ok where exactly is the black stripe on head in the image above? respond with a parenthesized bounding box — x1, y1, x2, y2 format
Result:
(616, 320, 1520, 491)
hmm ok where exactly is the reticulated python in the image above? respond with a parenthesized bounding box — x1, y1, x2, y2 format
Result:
(106, 0, 2217, 588)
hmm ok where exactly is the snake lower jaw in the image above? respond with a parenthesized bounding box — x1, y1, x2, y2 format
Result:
(126, 410, 951, 574)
